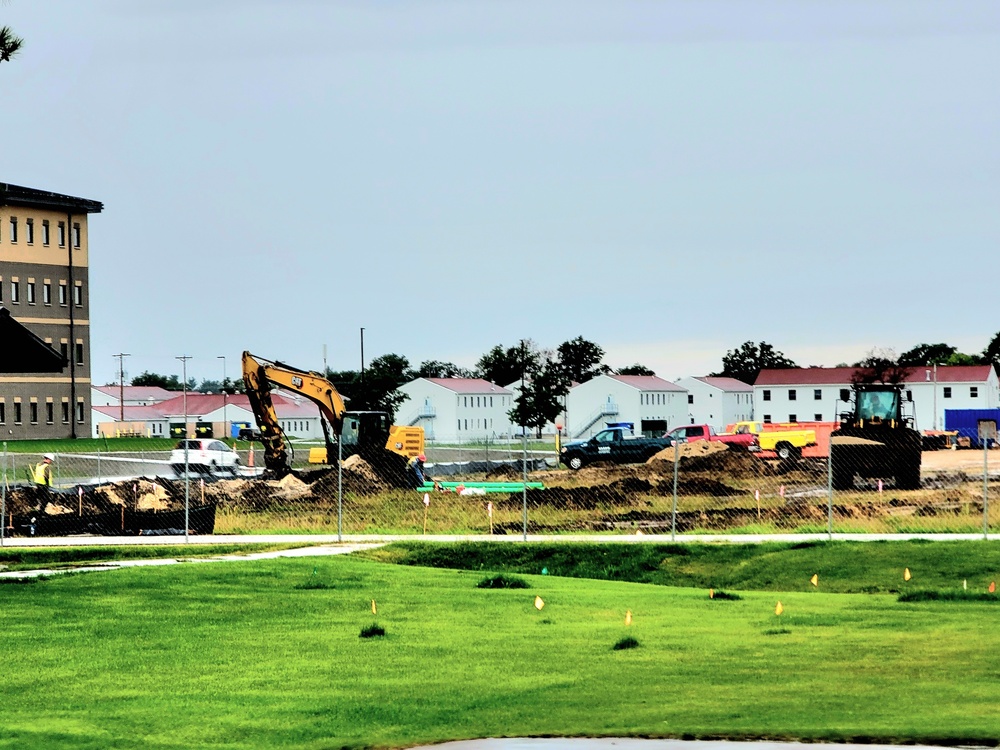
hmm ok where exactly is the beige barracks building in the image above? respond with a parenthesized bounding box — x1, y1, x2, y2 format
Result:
(0, 183, 103, 439)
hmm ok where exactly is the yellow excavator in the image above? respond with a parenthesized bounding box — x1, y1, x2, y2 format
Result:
(241, 351, 424, 483)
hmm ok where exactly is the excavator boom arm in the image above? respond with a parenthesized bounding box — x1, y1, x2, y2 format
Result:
(242, 351, 348, 477)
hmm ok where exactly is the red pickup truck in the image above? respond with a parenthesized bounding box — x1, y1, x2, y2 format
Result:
(666, 424, 756, 449)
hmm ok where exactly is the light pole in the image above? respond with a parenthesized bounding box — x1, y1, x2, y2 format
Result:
(113, 353, 130, 429)
(218, 355, 227, 441)
(176, 355, 192, 542)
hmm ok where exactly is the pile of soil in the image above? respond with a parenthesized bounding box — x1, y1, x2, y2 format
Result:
(485, 464, 521, 479)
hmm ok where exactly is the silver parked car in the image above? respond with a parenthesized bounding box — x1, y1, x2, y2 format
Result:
(170, 439, 240, 476)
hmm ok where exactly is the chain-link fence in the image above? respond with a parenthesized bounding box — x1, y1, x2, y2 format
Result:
(1, 437, 996, 539)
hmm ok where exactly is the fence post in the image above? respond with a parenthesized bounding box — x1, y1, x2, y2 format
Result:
(522, 431, 528, 542)
(97, 448, 102, 485)
(984, 435, 990, 540)
(337, 436, 343, 543)
(827, 434, 834, 540)
(1, 442, 6, 547)
(671, 442, 679, 541)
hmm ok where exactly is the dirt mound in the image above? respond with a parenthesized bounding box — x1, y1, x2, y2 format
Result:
(649, 441, 728, 463)
(311, 456, 387, 496)
(485, 464, 520, 479)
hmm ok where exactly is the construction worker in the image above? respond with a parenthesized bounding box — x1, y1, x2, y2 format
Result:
(406, 453, 426, 489)
(32, 453, 54, 487)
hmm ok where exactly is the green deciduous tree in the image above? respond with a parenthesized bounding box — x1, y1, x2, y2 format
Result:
(616, 363, 655, 376)
(475, 342, 540, 387)
(131, 371, 195, 391)
(555, 336, 610, 384)
(0, 26, 24, 64)
(416, 360, 472, 379)
(851, 348, 913, 385)
(712, 341, 796, 384)
(509, 356, 569, 437)
(898, 343, 958, 366)
(983, 331, 1000, 370)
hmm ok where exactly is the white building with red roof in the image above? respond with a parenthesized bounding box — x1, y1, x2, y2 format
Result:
(754, 365, 999, 431)
(566, 374, 687, 439)
(91, 385, 173, 408)
(674, 376, 754, 432)
(91, 390, 324, 441)
(396, 377, 514, 442)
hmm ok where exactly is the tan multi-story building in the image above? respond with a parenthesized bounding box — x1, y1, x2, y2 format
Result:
(0, 182, 103, 439)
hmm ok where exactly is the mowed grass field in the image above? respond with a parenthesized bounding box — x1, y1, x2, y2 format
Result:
(0, 542, 997, 749)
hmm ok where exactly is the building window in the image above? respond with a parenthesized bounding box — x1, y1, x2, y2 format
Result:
(42, 220, 50, 245)
(906, 390, 912, 402)
(10, 279, 19, 304)
(815, 413, 822, 421)
(27, 281, 36, 305)
(76, 401, 85, 423)
(687, 394, 694, 404)
(58, 221, 66, 247)
(763, 414, 771, 423)
(60, 341, 68, 360)
(43, 282, 51, 305)
(971, 386, 979, 398)
(9, 216, 17, 243)
(61, 402, 70, 423)
(14, 402, 22, 424)
(813, 389, 822, 400)
(0, 277, 3, 302)
(789, 414, 797, 422)
(840, 389, 850, 401)
(72, 223, 81, 248)
(0, 401, 4, 424)
(75, 342, 84, 365)
(29, 402, 38, 424)
(59, 282, 67, 305)
(46, 402, 54, 424)
(943, 387, 952, 399)
(74, 284, 83, 306)
(25, 219, 33, 244)
(763, 390, 771, 402)
(788, 389, 797, 401)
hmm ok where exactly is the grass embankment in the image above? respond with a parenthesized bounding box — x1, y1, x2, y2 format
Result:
(0, 543, 308, 571)
(0, 542, 998, 748)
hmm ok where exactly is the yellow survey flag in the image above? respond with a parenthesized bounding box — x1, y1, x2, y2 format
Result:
(810, 574, 819, 587)
(534, 596, 545, 610)
(990, 581, 996, 594)
(709, 588, 714, 599)
(775, 601, 784, 616)
(625, 610, 632, 626)
(904, 567, 911, 581)
(371, 599, 377, 615)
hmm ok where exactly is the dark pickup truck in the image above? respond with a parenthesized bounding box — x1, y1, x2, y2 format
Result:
(560, 425, 673, 470)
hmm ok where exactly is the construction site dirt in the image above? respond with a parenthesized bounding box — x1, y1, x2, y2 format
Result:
(3, 441, 996, 536)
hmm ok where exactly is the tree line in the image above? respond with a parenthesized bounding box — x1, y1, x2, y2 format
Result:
(125, 331, 1000, 431)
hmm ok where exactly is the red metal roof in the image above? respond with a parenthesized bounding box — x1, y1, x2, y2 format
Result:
(423, 378, 511, 395)
(693, 376, 753, 392)
(608, 374, 684, 391)
(93, 385, 174, 402)
(755, 365, 996, 386)
(93, 405, 167, 421)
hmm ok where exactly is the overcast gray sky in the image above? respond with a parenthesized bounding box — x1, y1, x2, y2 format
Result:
(4, 1, 999, 386)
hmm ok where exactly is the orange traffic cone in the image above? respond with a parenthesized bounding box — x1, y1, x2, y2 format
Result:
(248, 445, 255, 468)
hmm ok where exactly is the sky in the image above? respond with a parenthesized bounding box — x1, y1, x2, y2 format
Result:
(3, 1, 999, 387)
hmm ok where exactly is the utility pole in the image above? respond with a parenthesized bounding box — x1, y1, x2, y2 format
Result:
(360, 327, 366, 409)
(113, 353, 130, 427)
(218, 355, 227, 441)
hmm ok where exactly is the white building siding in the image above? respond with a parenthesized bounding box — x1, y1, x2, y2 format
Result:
(567, 375, 687, 438)
(675, 377, 754, 431)
(397, 379, 513, 443)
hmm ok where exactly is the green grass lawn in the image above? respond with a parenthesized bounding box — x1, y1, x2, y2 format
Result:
(0, 543, 310, 571)
(0, 542, 998, 749)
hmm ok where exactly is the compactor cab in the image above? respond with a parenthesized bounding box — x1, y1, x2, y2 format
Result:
(831, 383, 921, 491)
